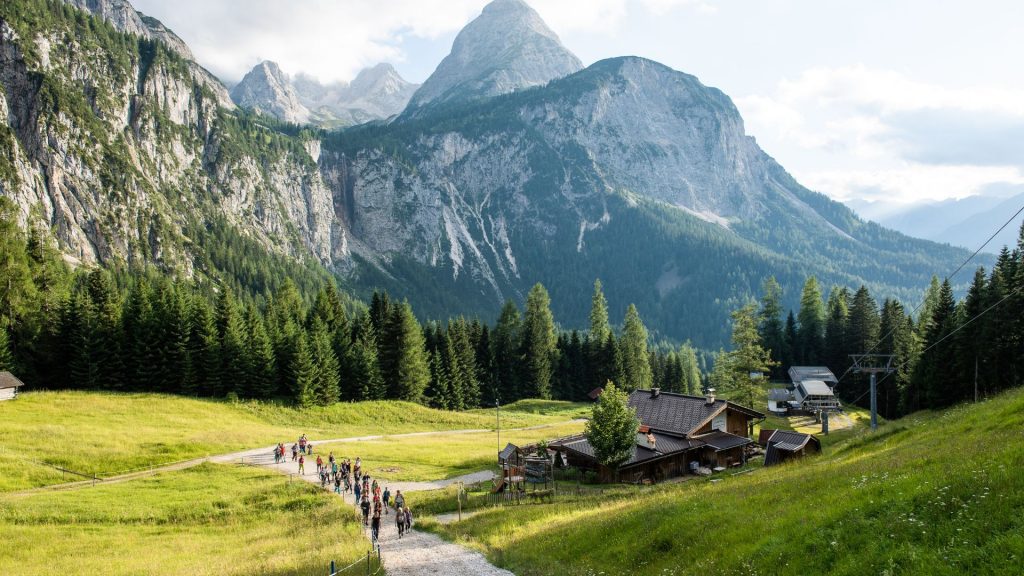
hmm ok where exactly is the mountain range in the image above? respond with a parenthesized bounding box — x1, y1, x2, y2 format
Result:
(847, 187, 1024, 253)
(231, 60, 419, 127)
(0, 0, 980, 348)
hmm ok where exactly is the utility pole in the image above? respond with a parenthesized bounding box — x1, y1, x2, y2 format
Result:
(850, 354, 895, 431)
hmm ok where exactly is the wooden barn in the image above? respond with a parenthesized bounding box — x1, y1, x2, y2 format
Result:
(0, 372, 25, 402)
(550, 388, 765, 483)
(758, 429, 821, 466)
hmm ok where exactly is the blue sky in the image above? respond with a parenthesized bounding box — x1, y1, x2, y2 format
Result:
(132, 0, 1024, 212)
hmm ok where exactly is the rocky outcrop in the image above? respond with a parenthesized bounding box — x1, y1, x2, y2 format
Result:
(292, 63, 419, 126)
(403, 0, 582, 115)
(231, 61, 310, 124)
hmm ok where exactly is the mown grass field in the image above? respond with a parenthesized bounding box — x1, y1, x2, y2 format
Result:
(0, 391, 587, 492)
(317, 420, 586, 482)
(0, 463, 377, 576)
(422, 388, 1024, 576)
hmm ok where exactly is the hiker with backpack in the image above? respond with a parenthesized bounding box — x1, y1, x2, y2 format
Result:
(403, 506, 412, 532)
(360, 496, 371, 527)
(298, 455, 305, 475)
(395, 506, 406, 538)
(382, 487, 390, 515)
(393, 490, 405, 512)
(371, 502, 382, 542)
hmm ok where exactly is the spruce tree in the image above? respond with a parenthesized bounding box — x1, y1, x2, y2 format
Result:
(758, 276, 786, 379)
(678, 341, 702, 395)
(520, 283, 558, 399)
(310, 319, 341, 405)
(245, 305, 277, 398)
(797, 277, 826, 365)
(783, 311, 798, 370)
(492, 300, 522, 401)
(710, 303, 777, 421)
(0, 324, 12, 371)
(216, 289, 248, 397)
(450, 318, 480, 407)
(289, 332, 317, 408)
(589, 279, 611, 348)
(619, 304, 653, 391)
(347, 315, 385, 401)
(913, 279, 959, 409)
(390, 301, 430, 403)
(878, 298, 917, 418)
(823, 287, 850, 377)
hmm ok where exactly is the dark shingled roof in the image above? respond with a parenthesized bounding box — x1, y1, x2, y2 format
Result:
(627, 390, 764, 436)
(0, 372, 25, 389)
(551, 430, 704, 469)
(694, 430, 752, 451)
(768, 389, 792, 402)
(498, 443, 519, 461)
(587, 387, 604, 400)
(764, 430, 819, 452)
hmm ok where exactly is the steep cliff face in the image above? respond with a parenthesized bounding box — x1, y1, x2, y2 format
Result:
(403, 0, 582, 115)
(0, 2, 336, 274)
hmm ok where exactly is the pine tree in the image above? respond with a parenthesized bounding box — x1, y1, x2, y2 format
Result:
(913, 279, 959, 409)
(619, 304, 653, 391)
(823, 287, 850, 378)
(346, 315, 385, 401)
(678, 341, 702, 395)
(955, 269, 987, 402)
(245, 305, 277, 398)
(758, 276, 786, 379)
(389, 301, 430, 403)
(710, 303, 777, 421)
(440, 331, 464, 409)
(797, 277, 826, 365)
(85, 269, 123, 389)
(492, 300, 522, 401)
(450, 318, 480, 408)
(520, 283, 558, 399)
(783, 311, 798, 370)
(289, 331, 317, 408)
(216, 288, 248, 397)
(589, 279, 611, 348)
(878, 298, 917, 418)
(310, 319, 341, 405)
(0, 324, 13, 371)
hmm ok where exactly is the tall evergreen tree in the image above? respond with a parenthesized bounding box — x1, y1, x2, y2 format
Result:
(520, 283, 558, 399)
(619, 304, 653, 391)
(0, 324, 12, 371)
(450, 318, 481, 408)
(678, 341, 702, 395)
(955, 268, 988, 402)
(216, 288, 248, 397)
(492, 300, 522, 402)
(346, 315, 385, 401)
(758, 276, 786, 380)
(878, 298, 917, 418)
(797, 277, 826, 365)
(289, 332, 317, 408)
(310, 318, 341, 405)
(245, 304, 277, 398)
(913, 279, 959, 409)
(783, 311, 798, 371)
(389, 301, 431, 403)
(710, 303, 777, 423)
(823, 286, 850, 378)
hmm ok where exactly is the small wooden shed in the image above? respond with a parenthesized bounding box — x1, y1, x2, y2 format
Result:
(759, 429, 821, 466)
(0, 372, 26, 401)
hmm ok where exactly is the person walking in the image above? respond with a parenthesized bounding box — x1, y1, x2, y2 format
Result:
(395, 506, 406, 538)
(360, 496, 370, 527)
(316, 454, 323, 475)
(394, 490, 405, 512)
(334, 474, 341, 494)
(354, 481, 361, 503)
(371, 503, 382, 543)
(291, 443, 298, 461)
(404, 507, 412, 532)
(298, 454, 305, 475)
(382, 487, 390, 515)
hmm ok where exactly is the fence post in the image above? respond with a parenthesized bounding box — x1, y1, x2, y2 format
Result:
(330, 560, 335, 575)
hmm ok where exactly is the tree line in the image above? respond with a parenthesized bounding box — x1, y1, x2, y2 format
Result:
(0, 200, 703, 408)
(749, 223, 1024, 418)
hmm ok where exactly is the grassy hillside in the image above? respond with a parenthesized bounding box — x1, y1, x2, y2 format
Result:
(422, 388, 1024, 575)
(317, 421, 585, 482)
(0, 463, 377, 576)
(0, 391, 585, 492)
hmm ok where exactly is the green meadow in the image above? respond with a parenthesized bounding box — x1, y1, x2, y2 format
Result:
(0, 391, 586, 492)
(0, 463, 378, 576)
(421, 388, 1024, 575)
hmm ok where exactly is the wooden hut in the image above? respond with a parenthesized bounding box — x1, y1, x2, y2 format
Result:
(549, 388, 765, 483)
(759, 429, 821, 466)
(0, 372, 25, 402)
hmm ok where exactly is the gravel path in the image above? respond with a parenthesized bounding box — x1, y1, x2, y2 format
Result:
(261, 453, 511, 576)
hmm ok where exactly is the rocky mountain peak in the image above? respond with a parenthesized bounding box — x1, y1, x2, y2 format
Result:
(404, 0, 582, 114)
(231, 60, 311, 124)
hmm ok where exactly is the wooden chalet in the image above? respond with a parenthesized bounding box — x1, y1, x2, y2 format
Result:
(0, 372, 25, 402)
(550, 388, 765, 483)
(758, 429, 821, 466)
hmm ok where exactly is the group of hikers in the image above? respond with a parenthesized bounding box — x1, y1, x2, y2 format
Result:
(274, 435, 413, 542)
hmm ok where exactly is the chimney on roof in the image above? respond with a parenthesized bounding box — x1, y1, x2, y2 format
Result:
(646, 431, 656, 449)
(650, 387, 660, 398)
(705, 388, 716, 405)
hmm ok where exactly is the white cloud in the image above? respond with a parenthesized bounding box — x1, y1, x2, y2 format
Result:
(736, 65, 1024, 205)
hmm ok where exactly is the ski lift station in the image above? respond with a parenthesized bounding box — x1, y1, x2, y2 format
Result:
(768, 366, 842, 414)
